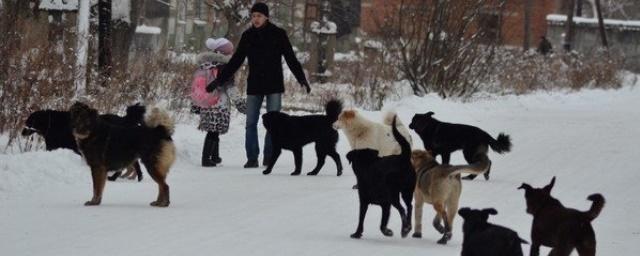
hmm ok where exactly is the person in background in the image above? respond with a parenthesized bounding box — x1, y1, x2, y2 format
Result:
(206, 2, 310, 168)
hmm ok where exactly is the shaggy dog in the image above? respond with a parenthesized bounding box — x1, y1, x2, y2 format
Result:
(334, 110, 412, 157)
(22, 104, 146, 182)
(458, 207, 528, 256)
(518, 177, 605, 256)
(409, 111, 511, 180)
(411, 148, 491, 244)
(261, 99, 343, 176)
(346, 117, 415, 239)
(69, 102, 176, 207)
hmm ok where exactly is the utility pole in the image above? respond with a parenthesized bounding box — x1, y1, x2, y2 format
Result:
(594, 0, 608, 48)
(563, 0, 576, 51)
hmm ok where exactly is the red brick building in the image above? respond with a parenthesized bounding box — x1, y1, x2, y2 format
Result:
(359, 0, 561, 47)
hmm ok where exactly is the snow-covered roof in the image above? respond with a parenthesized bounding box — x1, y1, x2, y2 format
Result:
(547, 14, 640, 31)
(135, 24, 161, 34)
(39, 0, 79, 11)
(310, 20, 337, 34)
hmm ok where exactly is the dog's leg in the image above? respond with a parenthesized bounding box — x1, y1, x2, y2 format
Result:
(290, 148, 302, 176)
(147, 166, 170, 207)
(530, 241, 541, 256)
(401, 188, 413, 237)
(123, 165, 135, 179)
(307, 144, 326, 176)
(441, 153, 451, 165)
(262, 146, 282, 175)
(133, 161, 143, 182)
(390, 198, 409, 238)
(351, 202, 368, 239)
(85, 167, 107, 206)
(328, 150, 343, 176)
(107, 171, 121, 182)
(436, 202, 453, 245)
(413, 191, 424, 238)
(380, 204, 393, 237)
(432, 203, 446, 234)
(461, 148, 478, 180)
(576, 242, 596, 256)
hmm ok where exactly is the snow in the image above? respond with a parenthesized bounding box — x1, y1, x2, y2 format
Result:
(135, 24, 162, 34)
(547, 14, 640, 31)
(111, 0, 131, 23)
(1, 84, 640, 255)
(310, 19, 338, 34)
(39, 0, 79, 11)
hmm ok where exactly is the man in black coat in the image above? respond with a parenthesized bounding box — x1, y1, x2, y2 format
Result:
(207, 2, 310, 168)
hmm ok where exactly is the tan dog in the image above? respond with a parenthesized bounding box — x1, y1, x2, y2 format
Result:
(411, 149, 491, 244)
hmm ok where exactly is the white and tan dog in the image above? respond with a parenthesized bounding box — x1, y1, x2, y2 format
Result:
(411, 148, 491, 245)
(334, 110, 413, 156)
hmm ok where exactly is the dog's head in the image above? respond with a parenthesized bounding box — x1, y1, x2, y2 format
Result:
(518, 177, 556, 215)
(346, 149, 379, 175)
(408, 112, 437, 134)
(69, 102, 99, 139)
(333, 109, 357, 130)
(22, 110, 50, 136)
(458, 207, 498, 232)
(262, 111, 288, 131)
(125, 103, 146, 125)
(410, 149, 438, 171)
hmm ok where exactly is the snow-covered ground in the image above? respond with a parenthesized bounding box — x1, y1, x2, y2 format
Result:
(1, 85, 639, 255)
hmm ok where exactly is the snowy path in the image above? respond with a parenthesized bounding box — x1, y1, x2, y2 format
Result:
(1, 87, 639, 255)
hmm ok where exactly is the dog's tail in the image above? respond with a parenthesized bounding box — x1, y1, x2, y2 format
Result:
(144, 107, 175, 136)
(489, 133, 512, 154)
(446, 158, 492, 177)
(391, 115, 411, 161)
(325, 99, 343, 123)
(585, 193, 605, 221)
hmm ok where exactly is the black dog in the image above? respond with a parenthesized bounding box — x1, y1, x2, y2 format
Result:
(346, 117, 416, 239)
(22, 104, 146, 182)
(519, 177, 605, 256)
(409, 111, 511, 180)
(70, 102, 176, 207)
(458, 207, 527, 256)
(261, 99, 343, 176)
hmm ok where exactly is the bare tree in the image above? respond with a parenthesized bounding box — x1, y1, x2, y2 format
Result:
(523, 0, 532, 50)
(98, 0, 113, 87)
(371, 0, 504, 98)
(594, 0, 609, 48)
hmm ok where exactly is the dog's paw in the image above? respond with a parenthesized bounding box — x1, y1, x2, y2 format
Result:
(290, 170, 301, 176)
(381, 228, 393, 237)
(337, 170, 342, 176)
(107, 176, 118, 182)
(462, 174, 477, 180)
(84, 199, 101, 206)
(483, 170, 491, 180)
(437, 232, 452, 244)
(262, 169, 272, 175)
(352, 184, 358, 190)
(150, 200, 170, 207)
(401, 226, 411, 238)
(412, 232, 422, 238)
(306, 170, 319, 176)
(350, 232, 362, 239)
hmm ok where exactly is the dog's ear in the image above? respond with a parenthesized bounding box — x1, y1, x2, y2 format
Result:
(426, 111, 434, 117)
(457, 207, 471, 218)
(346, 151, 355, 164)
(482, 208, 498, 216)
(543, 176, 556, 193)
(517, 183, 532, 191)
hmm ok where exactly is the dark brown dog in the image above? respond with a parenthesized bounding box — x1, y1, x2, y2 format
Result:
(69, 102, 176, 207)
(518, 177, 605, 256)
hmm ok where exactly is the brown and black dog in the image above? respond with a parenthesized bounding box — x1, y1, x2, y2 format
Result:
(518, 177, 605, 256)
(411, 148, 491, 244)
(69, 102, 176, 207)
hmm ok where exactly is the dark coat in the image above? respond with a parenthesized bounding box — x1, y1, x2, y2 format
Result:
(214, 22, 308, 95)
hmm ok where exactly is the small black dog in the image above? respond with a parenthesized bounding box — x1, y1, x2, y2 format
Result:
(409, 111, 511, 180)
(22, 104, 147, 182)
(70, 102, 176, 207)
(261, 99, 343, 176)
(519, 177, 605, 256)
(458, 207, 527, 256)
(346, 117, 416, 239)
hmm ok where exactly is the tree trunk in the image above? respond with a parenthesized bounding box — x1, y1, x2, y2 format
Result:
(75, 0, 91, 97)
(112, 0, 144, 77)
(98, 0, 113, 87)
(563, 0, 576, 51)
(0, 0, 32, 85)
(594, 0, 608, 48)
(523, 0, 532, 50)
(576, 0, 583, 17)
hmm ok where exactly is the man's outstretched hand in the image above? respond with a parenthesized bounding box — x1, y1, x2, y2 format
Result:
(301, 82, 311, 94)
